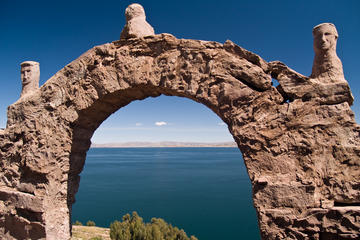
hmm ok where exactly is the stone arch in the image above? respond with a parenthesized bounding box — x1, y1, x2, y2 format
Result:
(0, 34, 359, 239)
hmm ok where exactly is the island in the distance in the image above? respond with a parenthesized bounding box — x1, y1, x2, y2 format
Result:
(91, 141, 237, 148)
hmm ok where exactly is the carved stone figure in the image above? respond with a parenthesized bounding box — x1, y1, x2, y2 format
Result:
(120, 3, 155, 39)
(311, 23, 345, 82)
(20, 61, 40, 98)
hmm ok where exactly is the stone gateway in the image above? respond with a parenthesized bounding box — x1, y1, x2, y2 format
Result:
(0, 4, 359, 240)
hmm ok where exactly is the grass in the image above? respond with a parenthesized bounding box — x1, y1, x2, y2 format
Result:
(71, 225, 111, 240)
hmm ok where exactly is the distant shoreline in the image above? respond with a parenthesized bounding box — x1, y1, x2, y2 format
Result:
(91, 141, 237, 148)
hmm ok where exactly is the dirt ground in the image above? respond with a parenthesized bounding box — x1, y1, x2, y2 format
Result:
(71, 226, 111, 240)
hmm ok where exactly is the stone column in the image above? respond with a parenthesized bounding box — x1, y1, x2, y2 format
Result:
(20, 61, 40, 98)
(120, 3, 155, 39)
(311, 23, 345, 83)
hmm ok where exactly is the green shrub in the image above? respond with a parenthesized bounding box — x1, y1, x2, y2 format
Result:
(87, 220, 96, 226)
(89, 237, 103, 240)
(109, 211, 198, 240)
(73, 220, 83, 226)
(110, 220, 131, 240)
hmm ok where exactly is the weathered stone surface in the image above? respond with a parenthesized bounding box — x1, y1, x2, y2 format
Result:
(120, 3, 155, 39)
(0, 32, 359, 239)
(259, 207, 360, 239)
(0, 214, 46, 239)
(0, 189, 46, 239)
(0, 189, 43, 212)
(311, 23, 345, 83)
(269, 61, 354, 105)
(224, 39, 269, 72)
(19, 61, 40, 100)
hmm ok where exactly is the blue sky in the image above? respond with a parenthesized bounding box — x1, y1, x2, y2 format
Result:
(1, 0, 359, 143)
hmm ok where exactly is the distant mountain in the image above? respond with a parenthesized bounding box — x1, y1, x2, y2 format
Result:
(91, 141, 237, 148)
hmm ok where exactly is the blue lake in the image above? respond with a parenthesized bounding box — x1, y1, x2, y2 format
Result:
(72, 147, 260, 240)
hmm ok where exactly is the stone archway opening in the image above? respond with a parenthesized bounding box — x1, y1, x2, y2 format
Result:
(68, 93, 260, 239)
(70, 95, 259, 239)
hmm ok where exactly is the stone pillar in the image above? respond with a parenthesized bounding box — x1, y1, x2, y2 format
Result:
(120, 3, 155, 39)
(311, 23, 345, 83)
(20, 61, 40, 98)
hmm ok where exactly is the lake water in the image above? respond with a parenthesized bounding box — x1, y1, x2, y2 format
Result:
(72, 147, 260, 240)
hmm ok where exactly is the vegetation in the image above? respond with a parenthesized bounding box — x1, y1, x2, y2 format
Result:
(71, 213, 196, 240)
(73, 220, 83, 226)
(87, 220, 96, 227)
(110, 212, 198, 240)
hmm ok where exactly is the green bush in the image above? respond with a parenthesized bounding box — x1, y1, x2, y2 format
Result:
(87, 220, 96, 226)
(73, 220, 83, 226)
(110, 220, 131, 240)
(109, 212, 198, 240)
(89, 237, 103, 240)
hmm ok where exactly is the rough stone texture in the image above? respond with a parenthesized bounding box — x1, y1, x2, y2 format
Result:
(0, 33, 359, 239)
(120, 3, 155, 40)
(270, 61, 354, 105)
(19, 61, 40, 100)
(311, 23, 345, 83)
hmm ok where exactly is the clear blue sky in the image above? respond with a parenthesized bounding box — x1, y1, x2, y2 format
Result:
(1, 0, 359, 143)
